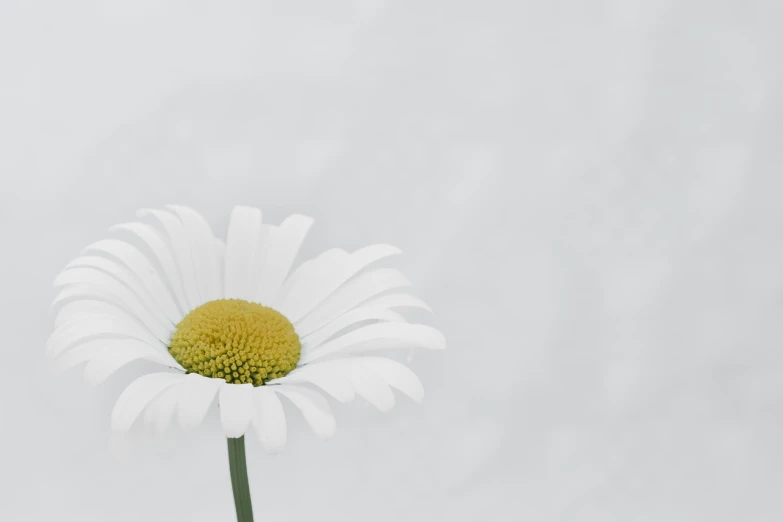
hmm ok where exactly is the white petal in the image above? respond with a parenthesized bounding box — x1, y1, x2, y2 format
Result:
(110, 221, 191, 315)
(250, 387, 287, 453)
(51, 277, 173, 343)
(81, 240, 182, 324)
(52, 338, 153, 373)
(349, 363, 395, 412)
(112, 373, 185, 432)
(214, 237, 226, 297)
(224, 206, 263, 300)
(359, 357, 424, 402)
(165, 205, 221, 303)
(269, 360, 355, 403)
(54, 300, 127, 328)
(279, 244, 400, 322)
(47, 315, 166, 359)
(144, 383, 182, 435)
(256, 214, 313, 304)
(272, 385, 336, 440)
(248, 226, 272, 299)
(301, 306, 404, 351)
(274, 248, 347, 306)
(177, 374, 224, 429)
(53, 338, 176, 372)
(55, 266, 175, 331)
(51, 339, 107, 373)
(362, 293, 432, 313)
(83, 345, 180, 385)
(62, 256, 172, 322)
(297, 293, 430, 350)
(219, 383, 255, 438)
(138, 208, 202, 309)
(295, 268, 412, 336)
(300, 323, 445, 364)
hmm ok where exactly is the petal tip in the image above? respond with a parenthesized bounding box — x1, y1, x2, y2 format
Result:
(430, 329, 446, 349)
(385, 244, 403, 256)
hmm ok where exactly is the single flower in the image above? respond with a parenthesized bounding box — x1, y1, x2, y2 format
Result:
(48, 205, 443, 521)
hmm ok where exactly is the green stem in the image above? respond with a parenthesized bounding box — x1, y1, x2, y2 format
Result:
(227, 436, 254, 522)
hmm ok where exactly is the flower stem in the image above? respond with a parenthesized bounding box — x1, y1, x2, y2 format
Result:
(227, 436, 254, 522)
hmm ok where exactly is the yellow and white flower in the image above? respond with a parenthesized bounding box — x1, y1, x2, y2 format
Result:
(48, 205, 444, 452)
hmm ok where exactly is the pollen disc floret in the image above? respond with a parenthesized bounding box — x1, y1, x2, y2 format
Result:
(169, 299, 301, 386)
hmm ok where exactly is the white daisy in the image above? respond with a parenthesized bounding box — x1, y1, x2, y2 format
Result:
(49, 205, 443, 520)
(49, 205, 444, 450)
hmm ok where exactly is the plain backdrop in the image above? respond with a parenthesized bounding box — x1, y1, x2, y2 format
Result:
(1, 1, 782, 521)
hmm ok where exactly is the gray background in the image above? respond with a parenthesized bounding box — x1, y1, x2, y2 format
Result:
(1, 1, 781, 520)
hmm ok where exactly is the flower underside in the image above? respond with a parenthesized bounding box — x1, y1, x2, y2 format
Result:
(169, 299, 301, 386)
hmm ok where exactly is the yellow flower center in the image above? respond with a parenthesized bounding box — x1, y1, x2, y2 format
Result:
(169, 299, 301, 386)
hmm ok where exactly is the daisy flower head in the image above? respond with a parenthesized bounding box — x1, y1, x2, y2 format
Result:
(48, 205, 444, 453)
